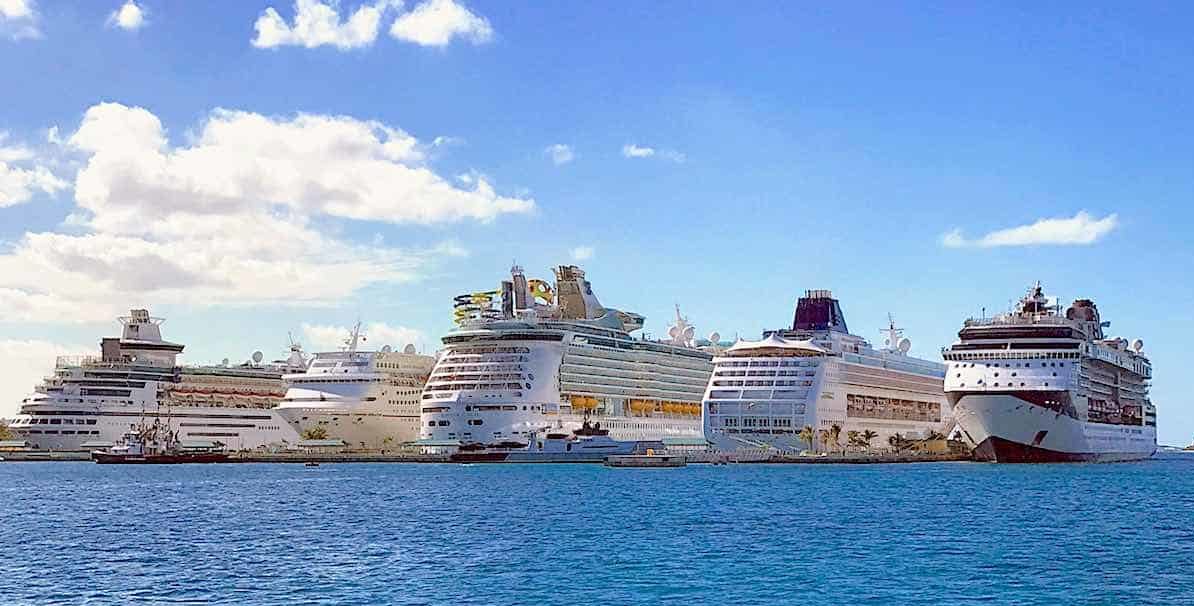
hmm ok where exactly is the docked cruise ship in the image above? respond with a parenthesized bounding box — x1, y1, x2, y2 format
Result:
(274, 323, 435, 448)
(702, 290, 952, 452)
(945, 284, 1157, 462)
(9, 310, 302, 451)
(418, 265, 713, 451)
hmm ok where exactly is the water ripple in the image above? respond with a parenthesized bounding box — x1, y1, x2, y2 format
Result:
(2, 456, 1193, 605)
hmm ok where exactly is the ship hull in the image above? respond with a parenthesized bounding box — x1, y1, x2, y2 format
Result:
(274, 406, 419, 449)
(953, 393, 1156, 463)
(92, 452, 230, 464)
(13, 404, 301, 452)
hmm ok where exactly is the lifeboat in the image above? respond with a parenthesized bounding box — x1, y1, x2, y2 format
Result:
(570, 395, 598, 410)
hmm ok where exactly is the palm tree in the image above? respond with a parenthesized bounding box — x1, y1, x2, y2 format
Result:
(888, 432, 905, 453)
(846, 430, 861, 452)
(797, 425, 816, 453)
(301, 425, 328, 440)
(829, 423, 843, 454)
(861, 429, 879, 452)
(925, 430, 946, 441)
(818, 429, 833, 454)
(0, 419, 13, 441)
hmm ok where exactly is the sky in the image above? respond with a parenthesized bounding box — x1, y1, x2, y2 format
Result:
(1, 1, 1192, 445)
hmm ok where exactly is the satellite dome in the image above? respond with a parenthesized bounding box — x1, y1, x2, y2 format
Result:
(1132, 339, 1144, 352)
(898, 338, 912, 354)
(252, 350, 264, 364)
(708, 331, 721, 344)
(403, 344, 417, 354)
(381, 345, 393, 353)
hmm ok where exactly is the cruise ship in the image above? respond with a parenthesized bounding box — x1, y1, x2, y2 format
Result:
(945, 284, 1157, 462)
(274, 322, 435, 448)
(9, 310, 302, 451)
(702, 290, 952, 453)
(418, 265, 713, 451)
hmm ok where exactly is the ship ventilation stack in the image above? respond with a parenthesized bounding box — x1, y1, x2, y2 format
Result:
(555, 265, 603, 319)
(792, 290, 849, 334)
(1066, 299, 1103, 339)
(511, 266, 530, 311)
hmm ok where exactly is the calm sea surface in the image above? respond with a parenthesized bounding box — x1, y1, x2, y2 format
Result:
(2, 454, 1193, 605)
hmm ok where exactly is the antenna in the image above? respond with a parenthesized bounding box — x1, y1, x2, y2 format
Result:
(344, 320, 363, 353)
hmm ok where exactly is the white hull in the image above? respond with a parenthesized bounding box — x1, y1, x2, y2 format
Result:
(12, 404, 301, 451)
(953, 393, 1156, 462)
(274, 405, 420, 449)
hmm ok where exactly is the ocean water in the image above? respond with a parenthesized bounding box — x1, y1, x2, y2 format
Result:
(2, 455, 1193, 606)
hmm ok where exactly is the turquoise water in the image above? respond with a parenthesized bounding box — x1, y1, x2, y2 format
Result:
(2, 455, 1193, 605)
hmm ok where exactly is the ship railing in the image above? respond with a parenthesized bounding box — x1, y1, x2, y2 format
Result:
(55, 355, 101, 368)
(55, 355, 174, 370)
(962, 314, 1074, 328)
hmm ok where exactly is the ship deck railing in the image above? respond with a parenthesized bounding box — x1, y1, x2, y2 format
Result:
(962, 315, 1075, 328)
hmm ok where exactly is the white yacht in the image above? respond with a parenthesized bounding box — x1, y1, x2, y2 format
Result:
(419, 265, 713, 452)
(10, 310, 301, 451)
(945, 284, 1156, 462)
(274, 323, 435, 449)
(702, 290, 952, 453)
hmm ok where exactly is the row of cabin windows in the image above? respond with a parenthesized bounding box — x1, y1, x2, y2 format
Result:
(954, 362, 1066, 369)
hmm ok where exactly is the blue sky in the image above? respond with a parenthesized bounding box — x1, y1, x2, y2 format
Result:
(2, 1, 1192, 444)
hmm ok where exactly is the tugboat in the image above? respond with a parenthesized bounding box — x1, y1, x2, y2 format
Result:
(92, 418, 229, 464)
(450, 420, 663, 463)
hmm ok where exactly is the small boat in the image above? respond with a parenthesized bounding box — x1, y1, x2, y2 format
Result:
(92, 421, 229, 464)
(604, 453, 687, 468)
(304, 461, 320, 467)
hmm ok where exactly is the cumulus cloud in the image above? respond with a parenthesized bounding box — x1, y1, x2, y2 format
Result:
(0, 132, 67, 207)
(569, 246, 594, 261)
(0, 102, 533, 324)
(621, 143, 684, 163)
(389, 0, 491, 47)
(253, 0, 396, 50)
(107, 0, 145, 31)
(0, 339, 92, 418)
(0, 0, 41, 40)
(942, 211, 1119, 248)
(301, 322, 425, 352)
(544, 144, 574, 166)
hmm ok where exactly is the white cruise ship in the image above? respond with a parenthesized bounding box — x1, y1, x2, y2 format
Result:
(9, 309, 301, 451)
(703, 290, 952, 453)
(274, 322, 435, 449)
(945, 284, 1157, 462)
(419, 265, 713, 451)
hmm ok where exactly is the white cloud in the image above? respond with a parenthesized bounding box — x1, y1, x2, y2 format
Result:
(569, 246, 594, 261)
(0, 339, 92, 418)
(253, 0, 396, 50)
(107, 0, 145, 31)
(544, 143, 574, 166)
(942, 211, 1119, 248)
(389, 0, 491, 47)
(301, 322, 425, 352)
(621, 143, 684, 163)
(621, 143, 654, 158)
(0, 132, 67, 207)
(0, 0, 41, 40)
(0, 102, 533, 324)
